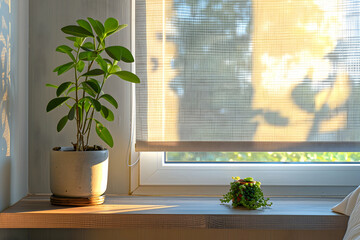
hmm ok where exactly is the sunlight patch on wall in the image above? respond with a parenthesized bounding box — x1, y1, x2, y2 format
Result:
(0, 0, 11, 157)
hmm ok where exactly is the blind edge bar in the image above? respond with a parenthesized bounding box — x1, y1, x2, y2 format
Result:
(135, 141, 360, 152)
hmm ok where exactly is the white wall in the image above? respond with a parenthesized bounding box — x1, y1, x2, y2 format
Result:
(29, 0, 132, 194)
(0, 0, 29, 211)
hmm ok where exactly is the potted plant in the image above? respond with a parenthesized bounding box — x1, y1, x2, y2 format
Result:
(46, 17, 139, 205)
(220, 177, 272, 210)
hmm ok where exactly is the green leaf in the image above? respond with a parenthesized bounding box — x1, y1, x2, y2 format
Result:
(82, 69, 105, 77)
(107, 109, 114, 121)
(74, 41, 80, 48)
(68, 105, 75, 120)
(89, 78, 101, 90)
(56, 45, 75, 61)
(81, 42, 95, 51)
(107, 24, 127, 36)
(76, 60, 85, 72)
(100, 105, 114, 121)
(53, 62, 74, 75)
(67, 86, 76, 95)
(53, 64, 62, 72)
(96, 36, 105, 48)
(56, 45, 73, 53)
(56, 82, 73, 97)
(100, 94, 118, 109)
(66, 37, 84, 48)
(78, 98, 93, 113)
(105, 46, 134, 62)
(84, 99, 91, 112)
(61, 25, 93, 37)
(46, 83, 58, 89)
(66, 36, 77, 42)
(100, 105, 109, 118)
(87, 17, 104, 38)
(76, 19, 93, 35)
(104, 18, 118, 34)
(57, 115, 68, 132)
(67, 52, 75, 62)
(95, 120, 114, 148)
(79, 51, 97, 61)
(95, 55, 108, 73)
(76, 37, 85, 46)
(85, 96, 101, 111)
(81, 83, 96, 97)
(103, 58, 112, 65)
(46, 97, 71, 112)
(78, 98, 86, 105)
(113, 71, 140, 83)
(78, 104, 83, 122)
(83, 80, 100, 94)
(116, 24, 127, 31)
(95, 20, 105, 36)
(109, 65, 121, 74)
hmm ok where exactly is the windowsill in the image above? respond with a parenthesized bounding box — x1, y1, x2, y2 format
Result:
(0, 195, 348, 230)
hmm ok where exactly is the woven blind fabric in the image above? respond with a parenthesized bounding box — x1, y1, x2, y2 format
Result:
(136, 0, 360, 152)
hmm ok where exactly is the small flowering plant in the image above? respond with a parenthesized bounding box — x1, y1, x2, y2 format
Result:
(220, 177, 272, 210)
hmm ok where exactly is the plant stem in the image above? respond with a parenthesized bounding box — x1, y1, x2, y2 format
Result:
(84, 74, 107, 147)
(84, 60, 112, 147)
(74, 47, 81, 151)
(80, 38, 103, 150)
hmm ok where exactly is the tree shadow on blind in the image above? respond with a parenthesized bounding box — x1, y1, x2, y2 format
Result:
(169, 0, 257, 141)
(167, 0, 360, 142)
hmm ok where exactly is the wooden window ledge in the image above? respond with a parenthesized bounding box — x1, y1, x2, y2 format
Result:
(0, 195, 348, 230)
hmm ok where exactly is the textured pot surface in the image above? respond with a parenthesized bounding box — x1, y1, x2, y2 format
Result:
(50, 147, 108, 197)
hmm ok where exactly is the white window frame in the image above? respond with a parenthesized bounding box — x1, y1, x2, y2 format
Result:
(140, 152, 360, 187)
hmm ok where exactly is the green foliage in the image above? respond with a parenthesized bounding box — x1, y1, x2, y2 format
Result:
(104, 18, 119, 34)
(220, 177, 272, 210)
(100, 94, 118, 109)
(167, 152, 360, 163)
(46, 83, 58, 89)
(61, 25, 93, 37)
(113, 71, 140, 83)
(53, 62, 74, 75)
(56, 82, 73, 97)
(105, 46, 134, 62)
(46, 17, 140, 150)
(46, 97, 71, 112)
(95, 120, 114, 148)
(57, 116, 68, 132)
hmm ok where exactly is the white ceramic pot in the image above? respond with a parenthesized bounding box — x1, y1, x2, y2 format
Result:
(50, 147, 108, 198)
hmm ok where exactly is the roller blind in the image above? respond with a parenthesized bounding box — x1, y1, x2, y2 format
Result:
(135, 0, 360, 152)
